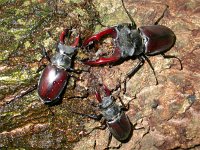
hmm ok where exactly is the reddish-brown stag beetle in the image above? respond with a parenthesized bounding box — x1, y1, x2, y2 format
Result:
(73, 84, 132, 149)
(37, 29, 81, 104)
(7, 29, 82, 105)
(82, 0, 182, 92)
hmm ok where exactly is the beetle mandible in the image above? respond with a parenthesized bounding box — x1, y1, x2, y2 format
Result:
(82, 0, 182, 92)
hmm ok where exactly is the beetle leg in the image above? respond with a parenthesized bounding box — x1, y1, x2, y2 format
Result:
(104, 133, 122, 150)
(105, 132, 113, 150)
(83, 27, 117, 47)
(118, 96, 127, 110)
(73, 112, 107, 135)
(85, 124, 107, 136)
(47, 106, 55, 116)
(70, 106, 106, 135)
(123, 56, 145, 93)
(69, 73, 78, 79)
(72, 111, 103, 121)
(38, 44, 51, 65)
(67, 93, 89, 100)
(84, 47, 121, 65)
(93, 140, 96, 150)
(161, 53, 183, 70)
(36, 45, 51, 73)
(142, 54, 158, 85)
(154, 4, 169, 25)
(41, 45, 51, 62)
(68, 67, 90, 74)
(6, 84, 37, 105)
(36, 64, 46, 73)
(118, 96, 135, 111)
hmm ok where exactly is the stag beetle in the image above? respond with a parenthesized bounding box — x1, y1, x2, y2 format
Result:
(37, 29, 81, 104)
(82, 0, 182, 92)
(7, 29, 82, 105)
(73, 84, 132, 149)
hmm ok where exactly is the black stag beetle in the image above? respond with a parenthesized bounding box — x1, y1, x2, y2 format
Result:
(73, 84, 133, 149)
(82, 0, 182, 93)
(7, 28, 86, 105)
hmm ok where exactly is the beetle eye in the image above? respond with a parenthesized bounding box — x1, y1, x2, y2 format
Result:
(98, 104, 103, 109)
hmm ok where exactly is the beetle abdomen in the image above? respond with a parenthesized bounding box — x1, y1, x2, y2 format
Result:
(139, 25, 176, 55)
(107, 112, 131, 141)
(38, 65, 68, 103)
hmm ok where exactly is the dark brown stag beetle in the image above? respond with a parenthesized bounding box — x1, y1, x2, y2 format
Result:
(73, 84, 133, 149)
(7, 28, 83, 105)
(82, 0, 182, 92)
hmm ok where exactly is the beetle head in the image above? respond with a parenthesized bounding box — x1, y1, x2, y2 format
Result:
(51, 29, 79, 69)
(115, 24, 143, 57)
(95, 84, 114, 109)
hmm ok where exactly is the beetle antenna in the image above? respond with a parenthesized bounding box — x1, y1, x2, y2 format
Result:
(154, 4, 169, 25)
(121, 0, 137, 29)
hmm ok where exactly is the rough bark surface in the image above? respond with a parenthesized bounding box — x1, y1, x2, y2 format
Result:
(0, 0, 199, 150)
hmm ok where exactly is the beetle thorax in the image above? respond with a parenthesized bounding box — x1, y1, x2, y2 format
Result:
(51, 43, 76, 69)
(57, 43, 76, 55)
(115, 25, 143, 57)
(100, 96, 121, 121)
(100, 96, 113, 108)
